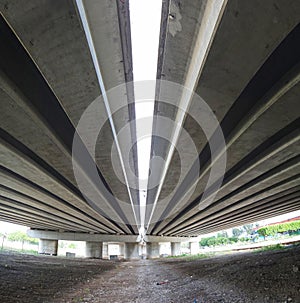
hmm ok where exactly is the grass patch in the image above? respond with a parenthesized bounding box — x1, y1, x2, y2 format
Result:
(255, 244, 285, 252)
(0, 247, 38, 255)
(167, 252, 215, 260)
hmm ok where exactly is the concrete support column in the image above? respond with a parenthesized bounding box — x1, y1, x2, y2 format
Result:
(171, 242, 181, 256)
(102, 242, 109, 259)
(38, 239, 58, 256)
(189, 242, 199, 255)
(85, 241, 103, 258)
(119, 243, 125, 258)
(124, 242, 139, 260)
(146, 242, 160, 259)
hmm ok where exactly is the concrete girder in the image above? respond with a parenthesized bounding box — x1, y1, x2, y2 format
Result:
(178, 192, 300, 236)
(163, 127, 300, 233)
(165, 173, 300, 235)
(0, 0, 299, 237)
(0, 185, 110, 233)
(184, 188, 300, 234)
(0, 195, 96, 233)
(189, 194, 300, 236)
(184, 203, 300, 236)
(147, 1, 300, 235)
(1, 21, 130, 234)
(0, 169, 118, 234)
(0, 0, 138, 232)
(151, 35, 300, 234)
(0, 133, 127, 233)
(152, 70, 300, 235)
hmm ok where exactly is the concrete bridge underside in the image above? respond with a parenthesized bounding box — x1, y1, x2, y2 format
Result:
(0, 0, 299, 258)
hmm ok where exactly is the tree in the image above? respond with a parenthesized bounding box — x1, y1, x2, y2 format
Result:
(68, 243, 77, 249)
(242, 224, 254, 235)
(257, 220, 300, 238)
(217, 231, 228, 238)
(7, 231, 31, 251)
(232, 228, 243, 237)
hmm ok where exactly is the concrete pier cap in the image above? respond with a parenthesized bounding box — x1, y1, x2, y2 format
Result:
(28, 230, 199, 259)
(28, 229, 196, 243)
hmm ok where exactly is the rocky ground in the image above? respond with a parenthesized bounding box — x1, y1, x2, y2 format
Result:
(0, 245, 299, 303)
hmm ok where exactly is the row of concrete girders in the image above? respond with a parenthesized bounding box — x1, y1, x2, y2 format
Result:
(2, 1, 298, 238)
(0, 1, 139, 232)
(145, 0, 300, 235)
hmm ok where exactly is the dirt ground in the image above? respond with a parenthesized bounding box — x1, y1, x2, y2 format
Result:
(0, 245, 300, 303)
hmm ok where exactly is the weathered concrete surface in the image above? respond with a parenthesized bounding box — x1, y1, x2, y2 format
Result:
(38, 239, 58, 256)
(85, 241, 103, 259)
(0, 0, 138, 233)
(147, 0, 300, 235)
(124, 242, 140, 260)
(171, 242, 181, 256)
(0, 0, 299, 238)
(146, 242, 160, 259)
(27, 229, 193, 244)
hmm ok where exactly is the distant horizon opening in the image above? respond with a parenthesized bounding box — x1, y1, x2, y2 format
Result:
(129, 0, 162, 233)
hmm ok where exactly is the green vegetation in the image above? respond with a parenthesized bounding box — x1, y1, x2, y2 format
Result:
(255, 244, 285, 252)
(232, 228, 243, 237)
(1, 247, 39, 255)
(199, 235, 249, 247)
(2, 231, 38, 251)
(199, 224, 258, 247)
(257, 220, 300, 238)
(168, 252, 215, 260)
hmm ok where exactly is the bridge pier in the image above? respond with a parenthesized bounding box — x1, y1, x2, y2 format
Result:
(85, 241, 103, 258)
(119, 243, 125, 258)
(171, 242, 181, 256)
(146, 242, 160, 259)
(102, 242, 109, 259)
(124, 242, 140, 259)
(38, 239, 58, 256)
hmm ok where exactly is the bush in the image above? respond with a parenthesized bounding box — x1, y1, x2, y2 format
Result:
(257, 220, 300, 237)
(228, 237, 238, 243)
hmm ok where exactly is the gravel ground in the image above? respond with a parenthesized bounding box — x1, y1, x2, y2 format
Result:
(0, 245, 300, 303)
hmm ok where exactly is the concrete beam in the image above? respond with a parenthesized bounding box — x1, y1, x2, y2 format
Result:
(28, 229, 139, 243)
(144, 235, 197, 243)
(27, 229, 196, 243)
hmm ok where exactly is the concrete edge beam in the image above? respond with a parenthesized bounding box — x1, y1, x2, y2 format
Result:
(28, 229, 139, 242)
(144, 235, 198, 243)
(27, 229, 197, 243)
